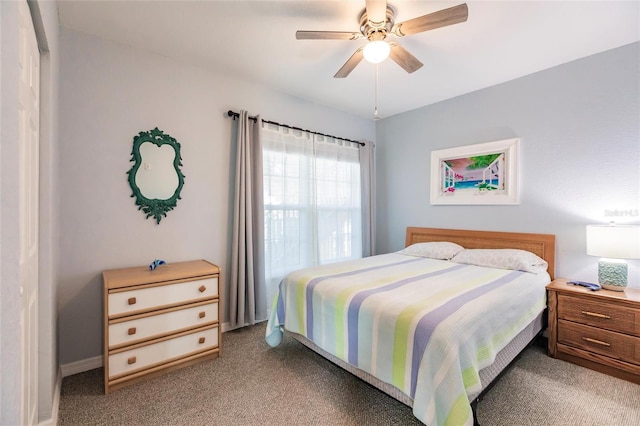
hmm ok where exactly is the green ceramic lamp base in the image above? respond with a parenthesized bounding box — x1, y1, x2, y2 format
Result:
(598, 259, 627, 292)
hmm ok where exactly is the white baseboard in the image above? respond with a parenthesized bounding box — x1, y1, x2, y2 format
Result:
(220, 320, 265, 333)
(37, 367, 61, 426)
(50, 367, 61, 426)
(60, 355, 102, 377)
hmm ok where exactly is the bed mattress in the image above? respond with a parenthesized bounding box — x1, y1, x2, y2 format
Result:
(266, 253, 551, 425)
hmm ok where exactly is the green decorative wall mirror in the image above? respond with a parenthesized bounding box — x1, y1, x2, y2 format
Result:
(127, 128, 185, 224)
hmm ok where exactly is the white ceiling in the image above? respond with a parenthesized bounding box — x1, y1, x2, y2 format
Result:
(57, 0, 640, 120)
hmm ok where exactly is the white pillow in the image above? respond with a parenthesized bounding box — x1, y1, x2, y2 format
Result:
(399, 242, 464, 260)
(451, 249, 548, 274)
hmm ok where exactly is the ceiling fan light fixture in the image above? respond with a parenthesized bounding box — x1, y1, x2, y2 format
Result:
(363, 40, 390, 64)
(296, 2, 469, 78)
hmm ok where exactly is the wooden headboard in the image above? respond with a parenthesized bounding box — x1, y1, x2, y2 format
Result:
(405, 227, 556, 280)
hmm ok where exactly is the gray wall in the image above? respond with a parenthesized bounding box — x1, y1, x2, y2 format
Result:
(58, 29, 375, 365)
(1, 0, 60, 423)
(376, 42, 640, 288)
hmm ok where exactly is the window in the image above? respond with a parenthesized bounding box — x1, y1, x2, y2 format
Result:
(262, 124, 362, 310)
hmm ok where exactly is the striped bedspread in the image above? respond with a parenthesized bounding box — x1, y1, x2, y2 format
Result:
(265, 253, 550, 426)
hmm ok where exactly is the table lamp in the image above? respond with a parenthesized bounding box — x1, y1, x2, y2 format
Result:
(586, 223, 640, 291)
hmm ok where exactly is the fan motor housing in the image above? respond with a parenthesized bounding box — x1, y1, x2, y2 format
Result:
(359, 6, 395, 40)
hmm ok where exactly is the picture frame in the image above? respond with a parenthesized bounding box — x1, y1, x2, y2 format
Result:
(430, 138, 520, 205)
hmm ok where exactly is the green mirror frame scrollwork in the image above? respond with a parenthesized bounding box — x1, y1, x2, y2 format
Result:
(127, 128, 185, 224)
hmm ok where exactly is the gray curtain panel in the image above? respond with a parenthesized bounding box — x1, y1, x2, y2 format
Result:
(359, 141, 376, 257)
(229, 110, 266, 329)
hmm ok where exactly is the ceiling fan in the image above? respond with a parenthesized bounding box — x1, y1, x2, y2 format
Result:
(296, 1, 468, 78)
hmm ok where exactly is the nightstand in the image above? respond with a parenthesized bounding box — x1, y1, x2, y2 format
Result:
(547, 279, 640, 384)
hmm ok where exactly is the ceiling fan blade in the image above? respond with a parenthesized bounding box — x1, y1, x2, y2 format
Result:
(388, 42, 423, 73)
(296, 31, 363, 40)
(365, 0, 388, 26)
(334, 47, 364, 78)
(392, 3, 468, 37)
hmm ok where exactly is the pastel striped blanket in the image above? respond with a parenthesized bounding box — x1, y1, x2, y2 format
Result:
(265, 253, 550, 425)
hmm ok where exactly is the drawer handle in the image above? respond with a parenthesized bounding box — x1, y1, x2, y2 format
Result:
(128, 356, 137, 365)
(582, 337, 611, 347)
(199, 311, 206, 319)
(581, 311, 611, 319)
(199, 285, 206, 293)
(128, 297, 137, 305)
(128, 327, 136, 335)
(199, 337, 206, 344)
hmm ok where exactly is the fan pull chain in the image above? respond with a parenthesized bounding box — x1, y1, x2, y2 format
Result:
(374, 64, 380, 120)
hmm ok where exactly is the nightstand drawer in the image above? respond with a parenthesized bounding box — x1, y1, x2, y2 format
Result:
(558, 320, 640, 365)
(558, 294, 639, 336)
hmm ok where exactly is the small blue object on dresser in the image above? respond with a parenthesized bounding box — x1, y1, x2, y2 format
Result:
(149, 259, 166, 271)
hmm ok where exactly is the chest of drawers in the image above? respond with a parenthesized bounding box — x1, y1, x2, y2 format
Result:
(103, 259, 220, 393)
(547, 279, 640, 384)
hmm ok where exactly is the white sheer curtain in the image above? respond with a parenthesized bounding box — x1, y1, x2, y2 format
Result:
(262, 123, 362, 312)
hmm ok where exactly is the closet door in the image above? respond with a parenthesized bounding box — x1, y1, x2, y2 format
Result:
(18, 0, 40, 423)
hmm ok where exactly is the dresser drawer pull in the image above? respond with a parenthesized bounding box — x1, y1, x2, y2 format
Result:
(582, 337, 611, 347)
(128, 356, 137, 365)
(199, 311, 206, 319)
(199, 285, 206, 293)
(199, 337, 206, 344)
(128, 327, 136, 335)
(128, 297, 137, 305)
(581, 311, 610, 319)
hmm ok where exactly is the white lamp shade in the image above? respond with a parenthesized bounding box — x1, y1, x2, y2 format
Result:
(586, 224, 640, 259)
(363, 41, 390, 64)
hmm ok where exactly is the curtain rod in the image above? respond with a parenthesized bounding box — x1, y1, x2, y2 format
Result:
(226, 110, 365, 147)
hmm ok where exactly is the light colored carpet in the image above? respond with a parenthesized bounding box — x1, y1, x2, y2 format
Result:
(58, 323, 640, 425)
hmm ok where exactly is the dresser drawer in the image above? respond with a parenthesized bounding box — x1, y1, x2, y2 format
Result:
(108, 325, 219, 379)
(108, 301, 218, 349)
(558, 320, 640, 365)
(108, 277, 218, 317)
(558, 294, 639, 336)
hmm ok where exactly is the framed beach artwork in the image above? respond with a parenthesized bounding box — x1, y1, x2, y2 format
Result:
(430, 138, 520, 205)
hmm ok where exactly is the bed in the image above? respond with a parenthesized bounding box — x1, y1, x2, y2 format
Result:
(266, 227, 555, 425)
